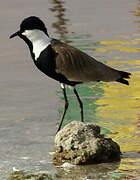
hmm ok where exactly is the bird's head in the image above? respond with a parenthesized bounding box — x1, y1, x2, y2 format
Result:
(10, 16, 49, 39)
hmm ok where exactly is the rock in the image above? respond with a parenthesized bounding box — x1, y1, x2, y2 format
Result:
(53, 121, 121, 165)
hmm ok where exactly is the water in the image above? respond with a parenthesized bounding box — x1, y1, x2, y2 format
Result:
(0, 0, 140, 179)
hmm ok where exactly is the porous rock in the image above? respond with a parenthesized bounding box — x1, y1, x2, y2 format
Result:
(53, 121, 121, 165)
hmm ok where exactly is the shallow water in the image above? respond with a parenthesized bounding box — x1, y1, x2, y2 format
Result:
(0, 0, 140, 179)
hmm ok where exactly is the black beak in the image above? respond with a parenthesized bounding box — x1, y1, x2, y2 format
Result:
(9, 31, 20, 39)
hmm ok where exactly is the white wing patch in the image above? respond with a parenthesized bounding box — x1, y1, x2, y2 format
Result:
(22, 30, 51, 60)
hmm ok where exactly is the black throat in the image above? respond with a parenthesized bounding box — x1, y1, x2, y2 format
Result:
(19, 33, 35, 59)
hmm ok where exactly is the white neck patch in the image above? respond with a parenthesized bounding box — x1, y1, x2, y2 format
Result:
(22, 29, 51, 60)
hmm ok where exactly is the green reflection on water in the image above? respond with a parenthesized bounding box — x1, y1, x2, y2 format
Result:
(59, 82, 104, 127)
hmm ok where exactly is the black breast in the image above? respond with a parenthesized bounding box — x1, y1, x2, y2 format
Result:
(34, 44, 80, 86)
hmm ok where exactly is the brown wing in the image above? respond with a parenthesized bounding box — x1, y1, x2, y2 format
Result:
(51, 39, 121, 83)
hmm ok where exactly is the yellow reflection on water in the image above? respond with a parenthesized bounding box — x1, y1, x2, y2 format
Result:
(96, 38, 140, 52)
(93, 38, 140, 153)
(119, 157, 140, 173)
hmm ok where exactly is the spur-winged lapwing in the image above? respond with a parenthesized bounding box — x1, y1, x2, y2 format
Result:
(10, 16, 131, 132)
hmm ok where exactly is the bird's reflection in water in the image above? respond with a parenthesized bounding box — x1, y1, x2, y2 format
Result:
(49, 0, 70, 42)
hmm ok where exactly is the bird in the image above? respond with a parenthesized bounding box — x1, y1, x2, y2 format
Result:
(10, 16, 131, 132)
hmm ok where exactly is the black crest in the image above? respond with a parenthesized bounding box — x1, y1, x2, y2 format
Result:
(20, 16, 48, 35)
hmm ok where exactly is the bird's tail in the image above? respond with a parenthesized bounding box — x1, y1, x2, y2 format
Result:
(116, 71, 131, 85)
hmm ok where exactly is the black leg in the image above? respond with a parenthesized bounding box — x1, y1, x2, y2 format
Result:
(57, 84, 69, 133)
(73, 87, 84, 122)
